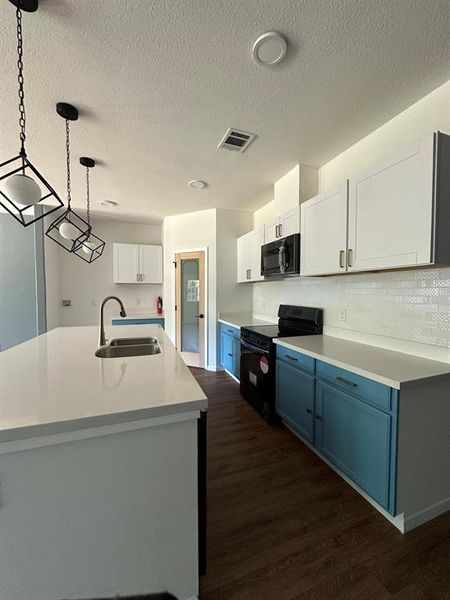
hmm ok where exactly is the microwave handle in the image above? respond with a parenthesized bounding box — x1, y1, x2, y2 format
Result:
(278, 243, 286, 274)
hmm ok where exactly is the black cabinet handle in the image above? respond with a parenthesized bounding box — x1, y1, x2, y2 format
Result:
(285, 355, 298, 362)
(315, 415, 323, 421)
(227, 329, 234, 333)
(227, 353, 233, 357)
(336, 376, 357, 388)
(306, 408, 312, 414)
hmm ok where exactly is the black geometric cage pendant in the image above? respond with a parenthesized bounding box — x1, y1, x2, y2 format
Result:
(72, 157, 106, 263)
(0, 153, 64, 227)
(45, 103, 91, 253)
(0, 0, 64, 226)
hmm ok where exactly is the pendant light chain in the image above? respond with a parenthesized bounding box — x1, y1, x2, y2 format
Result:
(86, 165, 91, 226)
(16, 6, 27, 155)
(65, 119, 72, 209)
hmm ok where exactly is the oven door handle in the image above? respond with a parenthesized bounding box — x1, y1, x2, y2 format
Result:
(240, 340, 270, 356)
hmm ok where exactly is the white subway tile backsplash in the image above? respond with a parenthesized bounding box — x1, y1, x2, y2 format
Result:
(253, 267, 450, 362)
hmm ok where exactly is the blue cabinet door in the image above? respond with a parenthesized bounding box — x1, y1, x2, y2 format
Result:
(220, 332, 234, 373)
(276, 360, 315, 443)
(315, 380, 392, 511)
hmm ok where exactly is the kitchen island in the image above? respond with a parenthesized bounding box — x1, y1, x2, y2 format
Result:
(0, 325, 207, 600)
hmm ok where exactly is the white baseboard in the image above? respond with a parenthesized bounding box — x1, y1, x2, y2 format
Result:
(403, 496, 450, 532)
(206, 364, 220, 372)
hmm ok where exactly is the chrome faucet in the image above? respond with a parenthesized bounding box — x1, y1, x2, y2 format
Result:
(98, 296, 127, 347)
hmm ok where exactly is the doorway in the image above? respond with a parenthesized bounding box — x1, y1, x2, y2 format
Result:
(175, 251, 206, 368)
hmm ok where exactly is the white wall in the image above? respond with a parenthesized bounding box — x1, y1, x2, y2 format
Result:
(48, 218, 162, 327)
(163, 208, 253, 369)
(253, 80, 450, 362)
(163, 209, 217, 368)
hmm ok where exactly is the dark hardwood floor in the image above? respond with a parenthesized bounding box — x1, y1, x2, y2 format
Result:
(192, 368, 450, 600)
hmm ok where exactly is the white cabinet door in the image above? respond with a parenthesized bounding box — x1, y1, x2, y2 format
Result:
(237, 234, 250, 283)
(113, 243, 139, 283)
(264, 217, 280, 244)
(301, 182, 349, 276)
(348, 135, 434, 272)
(139, 245, 163, 284)
(280, 206, 300, 238)
(249, 227, 264, 281)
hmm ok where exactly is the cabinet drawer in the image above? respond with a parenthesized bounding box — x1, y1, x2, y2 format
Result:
(276, 345, 315, 374)
(219, 323, 240, 339)
(316, 361, 391, 412)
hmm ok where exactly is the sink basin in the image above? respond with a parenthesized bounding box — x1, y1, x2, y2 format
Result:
(95, 338, 161, 359)
(109, 337, 158, 347)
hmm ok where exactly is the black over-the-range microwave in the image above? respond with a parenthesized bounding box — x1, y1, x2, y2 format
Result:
(260, 233, 300, 278)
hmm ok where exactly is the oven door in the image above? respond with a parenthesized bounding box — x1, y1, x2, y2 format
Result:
(240, 340, 277, 422)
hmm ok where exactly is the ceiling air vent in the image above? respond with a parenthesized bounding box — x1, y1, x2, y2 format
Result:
(218, 128, 256, 152)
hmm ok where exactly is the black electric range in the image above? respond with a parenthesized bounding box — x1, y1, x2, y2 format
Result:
(240, 305, 323, 423)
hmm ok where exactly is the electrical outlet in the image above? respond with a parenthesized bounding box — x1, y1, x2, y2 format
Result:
(62, 299, 71, 307)
(136, 298, 141, 306)
(339, 308, 347, 322)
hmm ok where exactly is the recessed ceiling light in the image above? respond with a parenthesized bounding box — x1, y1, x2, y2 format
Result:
(189, 180, 208, 189)
(252, 31, 287, 66)
(99, 200, 117, 207)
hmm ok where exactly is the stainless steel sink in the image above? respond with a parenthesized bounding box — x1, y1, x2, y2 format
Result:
(109, 337, 158, 347)
(95, 338, 161, 359)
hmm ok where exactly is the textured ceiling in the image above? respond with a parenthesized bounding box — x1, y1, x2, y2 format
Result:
(0, 0, 449, 222)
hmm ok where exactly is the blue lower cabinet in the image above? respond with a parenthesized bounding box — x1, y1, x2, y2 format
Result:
(220, 332, 234, 373)
(315, 379, 393, 512)
(219, 323, 240, 380)
(276, 360, 315, 443)
(112, 317, 165, 328)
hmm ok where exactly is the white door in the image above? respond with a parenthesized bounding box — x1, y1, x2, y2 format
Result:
(301, 182, 349, 276)
(249, 227, 264, 281)
(139, 245, 163, 283)
(264, 216, 280, 244)
(279, 206, 300, 238)
(347, 134, 434, 272)
(237, 234, 250, 282)
(113, 243, 139, 283)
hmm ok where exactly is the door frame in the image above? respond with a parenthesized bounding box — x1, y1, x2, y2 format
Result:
(173, 247, 208, 368)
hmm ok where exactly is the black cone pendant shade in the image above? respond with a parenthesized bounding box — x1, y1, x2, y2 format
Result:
(73, 157, 106, 263)
(0, 0, 64, 226)
(45, 103, 91, 253)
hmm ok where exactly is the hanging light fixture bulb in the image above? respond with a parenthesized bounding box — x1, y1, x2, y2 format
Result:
(0, 0, 64, 225)
(45, 103, 92, 253)
(73, 157, 106, 263)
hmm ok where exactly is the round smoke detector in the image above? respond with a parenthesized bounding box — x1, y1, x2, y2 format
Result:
(189, 179, 208, 189)
(252, 31, 287, 66)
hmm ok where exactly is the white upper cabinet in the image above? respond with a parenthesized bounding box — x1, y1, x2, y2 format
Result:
(113, 243, 163, 284)
(301, 132, 450, 276)
(347, 134, 435, 272)
(264, 207, 300, 243)
(139, 245, 163, 283)
(301, 182, 349, 276)
(236, 227, 264, 283)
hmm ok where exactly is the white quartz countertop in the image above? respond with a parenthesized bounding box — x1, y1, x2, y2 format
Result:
(0, 325, 207, 442)
(218, 312, 276, 329)
(274, 335, 450, 389)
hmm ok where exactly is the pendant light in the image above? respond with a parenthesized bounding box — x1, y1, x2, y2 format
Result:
(73, 157, 106, 263)
(46, 103, 91, 252)
(0, 0, 63, 227)
(0, 0, 64, 226)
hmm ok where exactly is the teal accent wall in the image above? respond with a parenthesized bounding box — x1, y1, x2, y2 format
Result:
(0, 212, 46, 351)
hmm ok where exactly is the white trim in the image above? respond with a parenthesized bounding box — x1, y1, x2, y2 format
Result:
(403, 496, 450, 532)
(173, 247, 209, 369)
(224, 368, 240, 384)
(283, 421, 406, 533)
(0, 411, 200, 455)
